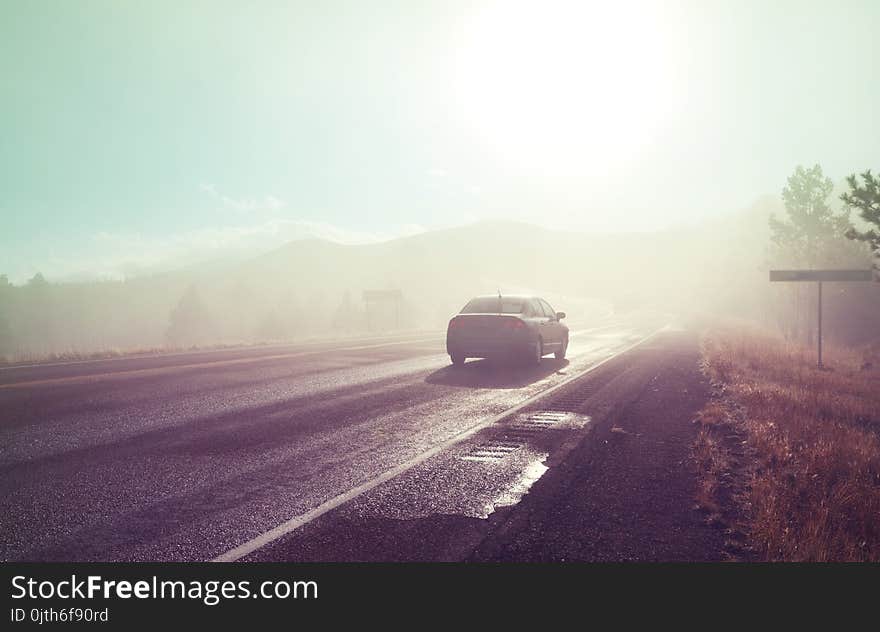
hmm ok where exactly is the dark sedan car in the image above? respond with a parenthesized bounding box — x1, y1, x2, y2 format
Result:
(446, 295, 568, 366)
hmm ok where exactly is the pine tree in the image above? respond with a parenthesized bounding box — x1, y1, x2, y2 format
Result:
(166, 285, 213, 347)
(23, 272, 53, 355)
(841, 170, 880, 276)
(0, 275, 13, 358)
(332, 290, 358, 333)
(257, 310, 287, 341)
(769, 164, 853, 267)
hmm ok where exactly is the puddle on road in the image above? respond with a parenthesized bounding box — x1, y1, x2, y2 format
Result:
(360, 411, 591, 521)
(361, 448, 552, 521)
(480, 457, 549, 517)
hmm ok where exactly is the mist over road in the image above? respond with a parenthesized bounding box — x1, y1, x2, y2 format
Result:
(0, 315, 660, 561)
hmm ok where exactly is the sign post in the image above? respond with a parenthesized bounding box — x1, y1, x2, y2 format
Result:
(769, 269, 873, 368)
(817, 280, 822, 368)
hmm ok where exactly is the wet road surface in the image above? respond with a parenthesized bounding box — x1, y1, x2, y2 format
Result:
(1, 316, 662, 561)
(242, 328, 725, 562)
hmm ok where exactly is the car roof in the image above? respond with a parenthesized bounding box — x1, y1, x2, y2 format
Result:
(469, 294, 538, 300)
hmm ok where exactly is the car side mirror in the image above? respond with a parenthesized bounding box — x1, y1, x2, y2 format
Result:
(556, 312, 566, 320)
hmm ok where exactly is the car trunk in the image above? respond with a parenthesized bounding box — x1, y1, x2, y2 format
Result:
(448, 313, 527, 344)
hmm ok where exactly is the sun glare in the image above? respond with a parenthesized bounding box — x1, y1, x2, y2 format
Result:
(453, 0, 680, 177)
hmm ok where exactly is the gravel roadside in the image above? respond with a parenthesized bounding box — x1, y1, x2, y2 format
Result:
(471, 328, 726, 561)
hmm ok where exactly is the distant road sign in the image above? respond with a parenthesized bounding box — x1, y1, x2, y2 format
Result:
(769, 268, 875, 368)
(769, 269, 873, 282)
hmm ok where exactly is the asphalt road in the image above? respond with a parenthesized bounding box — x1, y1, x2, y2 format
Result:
(0, 314, 663, 561)
(243, 327, 725, 562)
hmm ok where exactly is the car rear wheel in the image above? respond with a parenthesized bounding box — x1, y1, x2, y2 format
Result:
(555, 335, 568, 360)
(529, 339, 543, 366)
(450, 354, 466, 366)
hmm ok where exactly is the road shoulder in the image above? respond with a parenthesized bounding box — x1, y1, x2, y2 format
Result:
(471, 328, 725, 561)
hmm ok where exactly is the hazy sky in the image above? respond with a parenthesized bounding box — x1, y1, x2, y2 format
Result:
(2, 0, 878, 282)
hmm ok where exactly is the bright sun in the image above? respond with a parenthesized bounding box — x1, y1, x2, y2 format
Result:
(452, 0, 680, 178)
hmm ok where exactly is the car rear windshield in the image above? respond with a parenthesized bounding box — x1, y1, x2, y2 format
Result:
(460, 297, 525, 314)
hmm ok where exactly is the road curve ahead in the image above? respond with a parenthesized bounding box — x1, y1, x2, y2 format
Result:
(0, 316, 661, 561)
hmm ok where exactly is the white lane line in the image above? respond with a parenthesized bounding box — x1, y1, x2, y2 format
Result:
(212, 326, 664, 562)
(0, 337, 446, 390)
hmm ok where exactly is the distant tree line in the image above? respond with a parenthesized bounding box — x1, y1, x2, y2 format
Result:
(0, 272, 415, 362)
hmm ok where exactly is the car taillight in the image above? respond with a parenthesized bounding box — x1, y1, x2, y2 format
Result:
(502, 319, 525, 330)
(448, 318, 461, 329)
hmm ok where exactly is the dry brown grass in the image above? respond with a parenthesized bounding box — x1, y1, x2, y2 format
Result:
(693, 400, 742, 514)
(699, 323, 880, 561)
